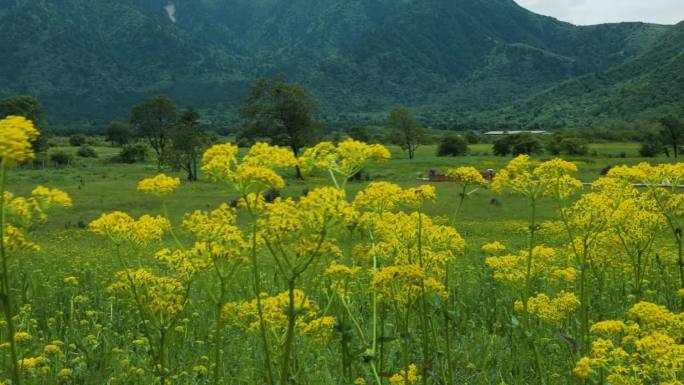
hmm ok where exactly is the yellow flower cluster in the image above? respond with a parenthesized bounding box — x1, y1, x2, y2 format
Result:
(0, 115, 39, 164)
(2, 224, 40, 252)
(89, 212, 170, 245)
(4, 187, 71, 225)
(492, 155, 581, 200)
(242, 142, 298, 168)
(445, 166, 488, 187)
(31, 186, 73, 208)
(202, 142, 296, 192)
(137, 174, 181, 196)
(514, 291, 580, 322)
(389, 364, 421, 385)
(108, 268, 187, 318)
(481, 241, 506, 255)
(299, 139, 390, 180)
(371, 264, 447, 305)
(223, 289, 335, 344)
(485, 246, 573, 284)
(574, 301, 684, 382)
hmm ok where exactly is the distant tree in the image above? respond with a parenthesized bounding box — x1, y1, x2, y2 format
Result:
(0, 95, 45, 125)
(560, 138, 589, 155)
(386, 106, 426, 160)
(131, 95, 178, 169)
(639, 130, 664, 158)
(659, 115, 684, 158)
(437, 134, 468, 157)
(510, 133, 544, 156)
(545, 133, 564, 155)
(464, 130, 479, 144)
(493, 136, 512, 156)
(239, 74, 321, 178)
(348, 126, 371, 143)
(117, 144, 149, 164)
(163, 107, 211, 181)
(69, 134, 88, 147)
(0, 95, 49, 153)
(50, 151, 72, 167)
(105, 122, 132, 147)
(77, 145, 98, 158)
(494, 133, 544, 156)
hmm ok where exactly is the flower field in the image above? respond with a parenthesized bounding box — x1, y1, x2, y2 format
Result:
(1, 116, 683, 385)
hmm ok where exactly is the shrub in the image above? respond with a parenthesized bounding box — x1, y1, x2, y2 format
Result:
(77, 145, 98, 158)
(560, 138, 589, 155)
(50, 151, 72, 167)
(117, 143, 148, 163)
(510, 134, 544, 156)
(493, 137, 511, 156)
(639, 142, 661, 157)
(437, 134, 468, 157)
(69, 134, 88, 147)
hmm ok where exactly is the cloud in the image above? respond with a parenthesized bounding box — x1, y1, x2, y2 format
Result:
(514, 0, 684, 25)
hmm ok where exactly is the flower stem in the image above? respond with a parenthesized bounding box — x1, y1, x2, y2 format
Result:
(0, 160, 22, 385)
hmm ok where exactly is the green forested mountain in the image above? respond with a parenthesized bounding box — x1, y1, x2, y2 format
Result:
(0, 0, 678, 130)
(485, 22, 684, 128)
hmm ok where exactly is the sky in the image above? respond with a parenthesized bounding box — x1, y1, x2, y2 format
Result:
(514, 0, 684, 25)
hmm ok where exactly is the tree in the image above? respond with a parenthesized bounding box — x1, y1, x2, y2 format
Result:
(131, 95, 178, 169)
(659, 115, 684, 158)
(69, 134, 88, 147)
(493, 133, 544, 156)
(0, 95, 49, 153)
(163, 107, 211, 181)
(105, 122, 132, 147)
(437, 134, 468, 157)
(239, 74, 321, 178)
(493, 136, 512, 156)
(386, 106, 426, 160)
(464, 130, 479, 144)
(511, 133, 544, 156)
(0, 95, 45, 126)
(560, 138, 589, 155)
(639, 130, 664, 158)
(348, 126, 371, 143)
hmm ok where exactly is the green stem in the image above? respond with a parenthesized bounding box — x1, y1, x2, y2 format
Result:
(417, 210, 430, 385)
(0, 160, 22, 385)
(522, 199, 546, 385)
(281, 279, 297, 385)
(213, 281, 226, 385)
(162, 200, 184, 249)
(250, 222, 275, 385)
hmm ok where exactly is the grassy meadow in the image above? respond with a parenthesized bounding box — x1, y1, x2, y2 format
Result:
(2, 138, 683, 385)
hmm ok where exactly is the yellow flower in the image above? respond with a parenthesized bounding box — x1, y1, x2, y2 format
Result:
(520, 291, 580, 323)
(402, 185, 436, 208)
(445, 166, 488, 187)
(573, 357, 593, 379)
(89, 212, 170, 245)
(14, 331, 32, 343)
(31, 186, 72, 208)
(57, 368, 72, 378)
(242, 142, 297, 168)
(202, 143, 239, 180)
(389, 364, 421, 385)
(299, 139, 390, 180)
(481, 241, 506, 255)
(353, 182, 405, 212)
(0, 115, 39, 164)
(137, 174, 180, 196)
(63, 276, 79, 285)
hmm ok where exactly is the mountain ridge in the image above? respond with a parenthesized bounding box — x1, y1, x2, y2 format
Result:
(0, 0, 678, 130)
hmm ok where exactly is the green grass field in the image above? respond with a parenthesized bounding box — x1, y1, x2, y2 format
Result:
(2, 140, 683, 385)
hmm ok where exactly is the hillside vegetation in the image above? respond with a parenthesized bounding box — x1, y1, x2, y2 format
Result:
(0, 0, 678, 129)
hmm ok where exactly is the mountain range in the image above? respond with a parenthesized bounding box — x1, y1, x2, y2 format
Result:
(0, 0, 681, 131)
